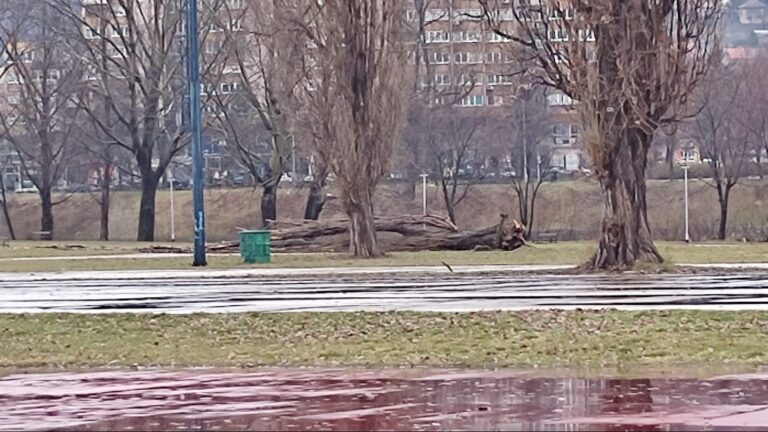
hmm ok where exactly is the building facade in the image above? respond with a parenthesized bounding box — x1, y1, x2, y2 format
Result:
(406, 0, 584, 174)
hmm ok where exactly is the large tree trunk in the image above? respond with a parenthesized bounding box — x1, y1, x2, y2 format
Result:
(40, 188, 54, 236)
(346, 186, 381, 257)
(304, 182, 326, 220)
(717, 186, 730, 241)
(401, 176, 417, 201)
(589, 129, 662, 270)
(261, 183, 278, 227)
(137, 173, 159, 242)
(0, 175, 15, 240)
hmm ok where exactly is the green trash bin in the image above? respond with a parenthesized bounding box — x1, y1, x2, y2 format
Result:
(240, 230, 271, 264)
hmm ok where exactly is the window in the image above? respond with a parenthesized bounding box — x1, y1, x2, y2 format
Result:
(578, 29, 595, 41)
(84, 26, 99, 39)
(107, 45, 122, 58)
(681, 148, 697, 163)
(6, 94, 19, 105)
(426, 31, 450, 43)
(227, 0, 244, 9)
(20, 51, 34, 63)
(34, 70, 58, 81)
(454, 52, 482, 64)
(221, 82, 239, 94)
(547, 92, 574, 106)
(230, 19, 242, 31)
(458, 73, 477, 85)
(459, 94, 484, 107)
(7, 72, 19, 84)
(205, 39, 223, 54)
(548, 28, 568, 42)
(486, 51, 503, 63)
(434, 73, 449, 86)
(553, 123, 579, 146)
(210, 22, 223, 33)
(548, 7, 574, 20)
(421, 73, 450, 87)
(426, 51, 450, 64)
(487, 74, 512, 85)
(453, 31, 480, 43)
(113, 25, 130, 38)
(406, 10, 417, 22)
(487, 32, 509, 43)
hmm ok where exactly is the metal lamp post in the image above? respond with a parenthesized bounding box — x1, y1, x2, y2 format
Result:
(682, 163, 690, 243)
(420, 173, 429, 216)
(168, 170, 176, 242)
(420, 173, 429, 231)
(186, 0, 206, 266)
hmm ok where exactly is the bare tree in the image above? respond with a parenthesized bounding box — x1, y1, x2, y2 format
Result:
(743, 50, 768, 179)
(299, 0, 410, 257)
(0, 154, 16, 240)
(691, 62, 751, 240)
(498, 86, 552, 239)
(0, 0, 83, 237)
(480, 0, 722, 269)
(397, 0, 449, 199)
(207, 0, 309, 226)
(425, 107, 486, 225)
(52, 0, 203, 241)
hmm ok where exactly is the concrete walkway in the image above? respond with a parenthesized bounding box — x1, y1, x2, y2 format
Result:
(2, 269, 768, 313)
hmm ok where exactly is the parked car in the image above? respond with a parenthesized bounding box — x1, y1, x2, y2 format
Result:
(16, 180, 38, 193)
(169, 179, 190, 190)
(231, 174, 247, 186)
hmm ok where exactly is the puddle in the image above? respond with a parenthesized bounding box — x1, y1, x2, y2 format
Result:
(3, 367, 768, 431)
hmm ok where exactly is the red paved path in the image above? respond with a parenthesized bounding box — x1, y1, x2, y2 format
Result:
(2, 369, 768, 431)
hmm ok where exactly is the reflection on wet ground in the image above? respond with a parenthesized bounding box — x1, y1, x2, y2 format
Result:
(3, 369, 768, 431)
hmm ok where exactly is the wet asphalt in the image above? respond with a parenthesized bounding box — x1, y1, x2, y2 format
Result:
(2, 270, 768, 313)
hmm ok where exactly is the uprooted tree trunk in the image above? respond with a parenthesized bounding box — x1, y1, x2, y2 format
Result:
(266, 214, 525, 253)
(140, 215, 527, 254)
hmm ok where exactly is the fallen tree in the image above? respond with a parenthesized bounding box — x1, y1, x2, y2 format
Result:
(138, 214, 526, 254)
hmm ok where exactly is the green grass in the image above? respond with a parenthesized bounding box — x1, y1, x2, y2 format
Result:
(0, 241, 766, 272)
(2, 311, 768, 369)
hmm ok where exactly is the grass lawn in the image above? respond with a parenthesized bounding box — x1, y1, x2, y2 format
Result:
(0, 241, 765, 272)
(2, 311, 767, 369)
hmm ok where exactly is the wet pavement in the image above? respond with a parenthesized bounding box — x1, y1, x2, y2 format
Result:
(2, 271, 768, 313)
(4, 368, 768, 431)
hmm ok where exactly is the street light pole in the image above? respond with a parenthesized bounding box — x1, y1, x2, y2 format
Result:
(522, 98, 528, 185)
(683, 163, 690, 243)
(420, 173, 429, 216)
(168, 170, 176, 242)
(186, 0, 206, 266)
(291, 135, 296, 179)
(420, 173, 428, 231)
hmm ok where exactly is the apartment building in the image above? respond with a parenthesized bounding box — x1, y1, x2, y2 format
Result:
(724, 0, 768, 47)
(407, 0, 584, 173)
